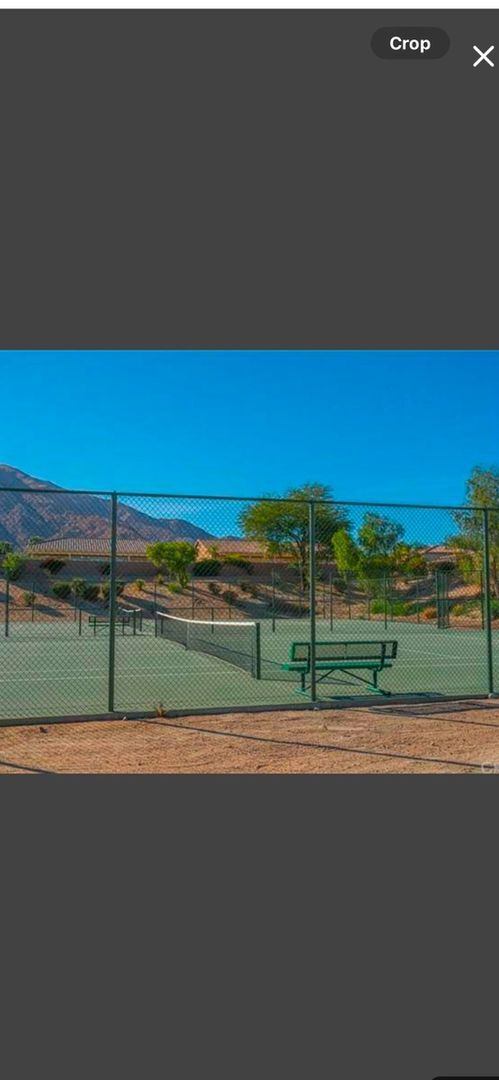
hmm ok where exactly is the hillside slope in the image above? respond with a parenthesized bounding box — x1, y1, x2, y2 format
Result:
(0, 465, 213, 547)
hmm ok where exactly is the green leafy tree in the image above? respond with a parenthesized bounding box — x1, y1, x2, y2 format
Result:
(358, 513, 404, 557)
(0, 541, 13, 557)
(390, 543, 427, 578)
(146, 541, 197, 588)
(332, 529, 359, 580)
(240, 483, 350, 590)
(53, 582, 71, 599)
(2, 553, 25, 581)
(356, 512, 415, 590)
(452, 466, 499, 595)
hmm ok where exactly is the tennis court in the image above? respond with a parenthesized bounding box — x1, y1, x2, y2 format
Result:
(0, 611, 497, 723)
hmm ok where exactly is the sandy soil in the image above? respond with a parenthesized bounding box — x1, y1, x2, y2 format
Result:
(1, 699, 499, 774)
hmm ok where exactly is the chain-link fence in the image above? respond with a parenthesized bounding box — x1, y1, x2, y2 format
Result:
(0, 487, 498, 721)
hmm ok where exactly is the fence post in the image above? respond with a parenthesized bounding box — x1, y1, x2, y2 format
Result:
(108, 492, 118, 712)
(5, 578, 9, 637)
(483, 508, 495, 697)
(329, 566, 333, 630)
(254, 621, 262, 680)
(309, 499, 317, 703)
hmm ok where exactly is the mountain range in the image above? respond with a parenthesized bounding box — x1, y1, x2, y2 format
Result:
(0, 465, 213, 548)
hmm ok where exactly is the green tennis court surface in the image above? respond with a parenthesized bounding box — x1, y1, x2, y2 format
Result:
(0, 615, 497, 722)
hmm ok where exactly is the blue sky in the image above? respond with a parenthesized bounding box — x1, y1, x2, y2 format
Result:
(1, 350, 497, 505)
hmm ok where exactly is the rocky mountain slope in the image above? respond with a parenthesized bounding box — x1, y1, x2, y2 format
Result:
(0, 465, 213, 548)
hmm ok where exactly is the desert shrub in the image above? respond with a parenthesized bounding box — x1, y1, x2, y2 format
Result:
(2, 554, 25, 581)
(452, 600, 480, 618)
(82, 584, 100, 602)
(421, 606, 437, 620)
(99, 562, 111, 577)
(222, 588, 237, 605)
(0, 541, 13, 556)
(167, 583, 182, 594)
(71, 577, 87, 597)
(223, 555, 253, 574)
(53, 582, 71, 599)
(192, 559, 222, 577)
(22, 591, 36, 606)
(208, 582, 221, 596)
(239, 581, 251, 594)
(390, 601, 414, 616)
(155, 574, 165, 586)
(490, 598, 499, 619)
(134, 579, 145, 591)
(41, 559, 65, 575)
(370, 599, 386, 614)
(370, 598, 415, 616)
(101, 582, 125, 601)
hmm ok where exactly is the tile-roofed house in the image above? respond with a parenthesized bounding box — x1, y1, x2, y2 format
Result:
(25, 537, 152, 560)
(25, 535, 293, 563)
(420, 544, 467, 564)
(196, 538, 289, 561)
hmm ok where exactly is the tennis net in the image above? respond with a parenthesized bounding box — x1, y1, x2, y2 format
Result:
(155, 611, 261, 678)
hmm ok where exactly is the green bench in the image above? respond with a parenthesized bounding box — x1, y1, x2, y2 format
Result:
(87, 609, 143, 636)
(281, 640, 398, 696)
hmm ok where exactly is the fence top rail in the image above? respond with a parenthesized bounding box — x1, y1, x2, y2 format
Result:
(0, 486, 495, 513)
(0, 487, 115, 496)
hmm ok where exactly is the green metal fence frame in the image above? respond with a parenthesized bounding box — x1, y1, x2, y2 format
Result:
(0, 488, 497, 713)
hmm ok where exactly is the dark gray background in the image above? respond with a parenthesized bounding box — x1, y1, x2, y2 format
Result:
(3, 777, 499, 1079)
(0, 9, 496, 348)
(1, 12, 498, 1079)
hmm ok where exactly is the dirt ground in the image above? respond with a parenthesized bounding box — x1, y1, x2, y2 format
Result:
(1, 699, 499, 773)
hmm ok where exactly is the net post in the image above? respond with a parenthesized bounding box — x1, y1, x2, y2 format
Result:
(254, 621, 261, 680)
(309, 499, 317, 702)
(108, 492, 118, 712)
(483, 508, 495, 697)
(5, 577, 9, 638)
(271, 567, 276, 632)
(383, 573, 388, 630)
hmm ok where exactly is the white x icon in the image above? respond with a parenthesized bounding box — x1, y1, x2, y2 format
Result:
(473, 44, 495, 68)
